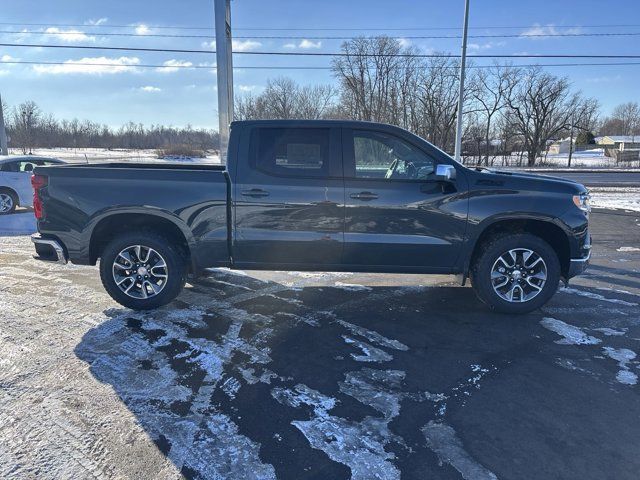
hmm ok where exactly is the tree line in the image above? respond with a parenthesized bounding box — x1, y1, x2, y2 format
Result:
(237, 37, 639, 166)
(4, 100, 219, 154)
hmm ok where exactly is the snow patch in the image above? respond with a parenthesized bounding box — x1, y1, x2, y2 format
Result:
(617, 246, 640, 252)
(603, 347, 638, 385)
(334, 282, 373, 292)
(540, 317, 601, 345)
(337, 320, 409, 351)
(593, 327, 627, 336)
(422, 421, 498, 480)
(343, 336, 394, 362)
(560, 287, 638, 307)
(271, 384, 401, 480)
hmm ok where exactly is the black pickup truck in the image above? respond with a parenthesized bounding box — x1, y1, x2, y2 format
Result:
(31, 120, 591, 313)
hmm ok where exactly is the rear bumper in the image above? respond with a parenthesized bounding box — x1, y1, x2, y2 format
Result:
(31, 234, 68, 264)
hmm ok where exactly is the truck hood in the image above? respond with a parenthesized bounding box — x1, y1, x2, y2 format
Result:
(473, 168, 588, 194)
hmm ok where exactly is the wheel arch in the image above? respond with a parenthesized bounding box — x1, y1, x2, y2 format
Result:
(88, 211, 196, 270)
(466, 216, 571, 279)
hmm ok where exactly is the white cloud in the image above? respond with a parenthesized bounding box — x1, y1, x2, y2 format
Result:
(202, 40, 262, 52)
(398, 38, 411, 48)
(201, 39, 261, 52)
(586, 75, 622, 84)
(283, 39, 322, 50)
(156, 59, 193, 73)
(467, 41, 506, 51)
(298, 39, 322, 49)
(135, 24, 150, 35)
(238, 85, 258, 92)
(44, 27, 95, 42)
(33, 56, 140, 75)
(87, 18, 108, 26)
(1, 54, 19, 62)
(520, 24, 584, 40)
(140, 85, 162, 92)
(232, 39, 262, 52)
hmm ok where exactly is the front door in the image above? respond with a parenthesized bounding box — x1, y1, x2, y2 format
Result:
(233, 126, 344, 268)
(342, 128, 468, 269)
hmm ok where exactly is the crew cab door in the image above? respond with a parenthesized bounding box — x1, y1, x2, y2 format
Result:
(342, 128, 468, 269)
(233, 126, 344, 267)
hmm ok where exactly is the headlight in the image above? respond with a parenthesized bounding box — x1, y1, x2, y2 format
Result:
(572, 193, 591, 214)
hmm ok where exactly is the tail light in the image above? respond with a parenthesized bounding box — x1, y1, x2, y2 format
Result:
(31, 174, 48, 220)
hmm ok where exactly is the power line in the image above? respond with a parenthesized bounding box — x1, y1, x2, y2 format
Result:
(3, 21, 640, 31)
(3, 42, 640, 59)
(4, 59, 640, 70)
(4, 29, 640, 40)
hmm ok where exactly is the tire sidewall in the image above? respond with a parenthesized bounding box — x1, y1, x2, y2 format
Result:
(471, 234, 561, 314)
(0, 191, 17, 215)
(99, 232, 186, 310)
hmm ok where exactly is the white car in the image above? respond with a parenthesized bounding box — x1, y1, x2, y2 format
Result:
(0, 156, 65, 214)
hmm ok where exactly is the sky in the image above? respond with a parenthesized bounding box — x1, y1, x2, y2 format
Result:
(0, 0, 639, 129)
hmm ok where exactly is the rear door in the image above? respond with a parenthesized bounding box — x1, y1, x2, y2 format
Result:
(233, 125, 344, 267)
(342, 127, 468, 269)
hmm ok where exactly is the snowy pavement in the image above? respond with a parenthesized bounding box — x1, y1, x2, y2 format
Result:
(1, 210, 639, 479)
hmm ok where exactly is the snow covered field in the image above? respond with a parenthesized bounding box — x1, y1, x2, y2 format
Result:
(590, 188, 640, 213)
(9, 147, 221, 165)
(465, 148, 639, 169)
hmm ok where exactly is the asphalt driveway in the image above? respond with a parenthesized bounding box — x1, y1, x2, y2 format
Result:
(0, 209, 639, 480)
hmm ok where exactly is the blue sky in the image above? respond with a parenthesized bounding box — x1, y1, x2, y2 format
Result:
(0, 0, 638, 128)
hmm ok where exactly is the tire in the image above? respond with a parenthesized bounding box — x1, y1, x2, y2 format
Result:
(0, 190, 17, 215)
(470, 233, 560, 314)
(99, 231, 187, 310)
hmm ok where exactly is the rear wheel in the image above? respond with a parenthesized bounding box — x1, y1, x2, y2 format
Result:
(99, 232, 187, 310)
(470, 233, 560, 314)
(0, 191, 17, 215)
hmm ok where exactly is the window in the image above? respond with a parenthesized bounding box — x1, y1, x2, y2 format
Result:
(0, 162, 18, 172)
(255, 128, 330, 177)
(353, 131, 436, 180)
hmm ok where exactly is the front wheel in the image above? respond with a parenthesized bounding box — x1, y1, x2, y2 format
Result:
(99, 232, 187, 310)
(470, 233, 560, 314)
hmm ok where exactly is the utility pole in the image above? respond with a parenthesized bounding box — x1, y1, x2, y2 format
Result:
(453, 0, 470, 162)
(0, 93, 8, 155)
(567, 113, 575, 168)
(214, 0, 234, 163)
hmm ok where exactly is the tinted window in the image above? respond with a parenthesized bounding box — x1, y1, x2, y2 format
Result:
(255, 128, 329, 177)
(353, 130, 435, 180)
(1, 162, 16, 172)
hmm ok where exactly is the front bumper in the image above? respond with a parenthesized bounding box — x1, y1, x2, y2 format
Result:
(567, 233, 591, 278)
(31, 234, 68, 264)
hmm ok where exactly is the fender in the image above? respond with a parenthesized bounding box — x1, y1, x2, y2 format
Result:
(79, 206, 198, 267)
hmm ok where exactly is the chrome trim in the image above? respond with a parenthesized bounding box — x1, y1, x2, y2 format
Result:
(570, 249, 592, 263)
(31, 235, 67, 264)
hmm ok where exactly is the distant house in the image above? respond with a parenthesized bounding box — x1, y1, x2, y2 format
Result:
(547, 137, 572, 155)
(596, 135, 640, 151)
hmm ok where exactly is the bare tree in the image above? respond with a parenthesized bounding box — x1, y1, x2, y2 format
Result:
(604, 102, 640, 137)
(12, 101, 41, 154)
(468, 64, 515, 165)
(234, 77, 336, 120)
(506, 67, 595, 166)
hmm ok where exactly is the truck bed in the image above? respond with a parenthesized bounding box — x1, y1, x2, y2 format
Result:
(34, 162, 231, 268)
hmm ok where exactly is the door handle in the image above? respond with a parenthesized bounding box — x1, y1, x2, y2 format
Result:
(241, 188, 270, 198)
(350, 191, 378, 201)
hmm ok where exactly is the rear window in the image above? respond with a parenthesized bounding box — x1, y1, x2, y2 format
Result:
(254, 128, 330, 177)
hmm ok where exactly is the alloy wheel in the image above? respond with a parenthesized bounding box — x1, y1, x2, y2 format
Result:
(490, 248, 547, 303)
(112, 245, 169, 299)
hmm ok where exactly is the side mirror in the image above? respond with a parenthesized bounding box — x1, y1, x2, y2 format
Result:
(435, 164, 456, 182)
